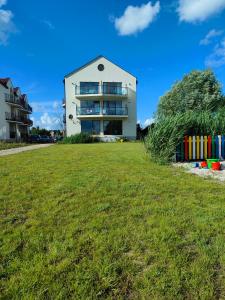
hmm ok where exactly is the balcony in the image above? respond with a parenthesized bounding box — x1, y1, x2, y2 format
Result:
(63, 113, 66, 123)
(5, 112, 33, 126)
(75, 84, 128, 99)
(5, 94, 32, 113)
(76, 107, 128, 119)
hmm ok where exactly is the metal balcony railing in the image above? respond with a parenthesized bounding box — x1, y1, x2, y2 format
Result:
(76, 107, 128, 116)
(63, 113, 66, 123)
(5, 94, 32, 113)
(5, 112, 33, 126)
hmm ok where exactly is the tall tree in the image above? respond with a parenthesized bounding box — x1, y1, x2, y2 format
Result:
(157, 70, 224, 119)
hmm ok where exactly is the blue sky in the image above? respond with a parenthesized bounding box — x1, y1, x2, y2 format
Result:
(1, 0, 225, 129)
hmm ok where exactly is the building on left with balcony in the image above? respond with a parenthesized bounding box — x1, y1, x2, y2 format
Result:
(0, 78, 33, 141)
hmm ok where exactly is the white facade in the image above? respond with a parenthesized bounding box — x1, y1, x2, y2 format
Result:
(63, 56, 137, 140)
(0, 78, 33, 141)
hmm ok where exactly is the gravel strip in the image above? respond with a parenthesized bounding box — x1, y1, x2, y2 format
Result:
(0, 144, 54, 157)
(174, 161, 225, 182)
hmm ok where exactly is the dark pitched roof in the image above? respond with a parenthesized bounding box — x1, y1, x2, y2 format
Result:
(64, 55, 137, 79)
(0, 78, 10, 89)
(13, 87, 20, 94)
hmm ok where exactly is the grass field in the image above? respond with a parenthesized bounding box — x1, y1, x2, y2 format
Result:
(1, 143, 225, 299)
(0, 142, 28, 151)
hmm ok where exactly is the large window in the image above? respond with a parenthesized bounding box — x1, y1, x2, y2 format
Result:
(79, 101, 100, 115)
(103, 101, 122, 115)
(80, 82, 99, 95)
(103, 120, 122, 135)
(81, 120, 100, 134)
(103, 82, 122, 95)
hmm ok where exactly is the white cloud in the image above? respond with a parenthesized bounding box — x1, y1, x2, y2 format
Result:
(177, 0, 225, 23)
(200, 29, 223, 46)
(41, 19, 55, 30)
(40, 113, 60, 127)
(0, 0, 7, 8)
(30, 101, 61, 113)
(32, 113, 60, 130)
(144, 117, 154, 127)
(205, 38, 225, 68)
(0, 1, 17, 46)
(31, 101, 63, 129)
(114, 1, 160, 36)
(53, 101, 59, 110)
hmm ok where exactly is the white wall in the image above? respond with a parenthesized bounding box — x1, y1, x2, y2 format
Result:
(0, 81, 30, 141)
(0, 82, 11, 140)
(64, 57, 137, 139)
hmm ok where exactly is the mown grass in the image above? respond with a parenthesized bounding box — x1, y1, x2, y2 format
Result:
(0, 143, 225, 299)
(0, 142, 28, 151)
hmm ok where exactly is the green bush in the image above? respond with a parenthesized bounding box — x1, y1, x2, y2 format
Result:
(60, 133, 98, 144)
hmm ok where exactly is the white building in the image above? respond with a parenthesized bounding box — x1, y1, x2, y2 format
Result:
(63, 56, 137, 140)
(0, 78, 33, 141)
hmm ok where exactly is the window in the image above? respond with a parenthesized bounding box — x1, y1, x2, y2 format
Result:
(98, 64, 104, 71)
(80, 101, 100, 115)
(9, 124, 16, 139)
(81, 120, 100, 134)
(103, 82, 122, 95)
(103, 120, 122, 135)
(80, 82, 99, 94)
(103, 101, 122, 115)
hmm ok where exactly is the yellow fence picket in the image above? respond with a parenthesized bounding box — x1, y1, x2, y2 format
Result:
(204, 136, 208, 159)
(189, 136, 192, 160)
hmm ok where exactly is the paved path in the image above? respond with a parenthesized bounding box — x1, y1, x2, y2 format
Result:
(0, 144, 54, 157)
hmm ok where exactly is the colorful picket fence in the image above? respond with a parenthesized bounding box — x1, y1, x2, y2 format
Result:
(176, 135, 225, 161)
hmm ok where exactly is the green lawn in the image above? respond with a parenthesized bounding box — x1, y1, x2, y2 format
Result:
(1, 143, 225, 299)
(0, 142, 28, 151)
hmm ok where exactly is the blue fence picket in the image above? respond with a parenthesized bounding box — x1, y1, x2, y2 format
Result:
(222, 135, 225, 159)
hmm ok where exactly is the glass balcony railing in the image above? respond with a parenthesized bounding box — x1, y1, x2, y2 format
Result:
(75, 85, 128, 96)
(77, 107, 100, 115)
(76, 107, 128, 116)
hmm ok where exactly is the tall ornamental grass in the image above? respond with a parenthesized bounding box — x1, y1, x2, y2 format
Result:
(145, 110, 225, 164)
(60, 133, 99, 144)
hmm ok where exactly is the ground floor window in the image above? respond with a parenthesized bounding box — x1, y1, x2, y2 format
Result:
(81, 120, 100, 134)
(103, 120, 122, 135)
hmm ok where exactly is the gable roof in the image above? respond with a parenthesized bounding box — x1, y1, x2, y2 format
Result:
(64, 55, 137, 79)
(13, 87, 20, 95)
(0, 78, 10, 89)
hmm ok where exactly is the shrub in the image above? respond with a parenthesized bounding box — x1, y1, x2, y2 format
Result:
(60, 133, 98, 144)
